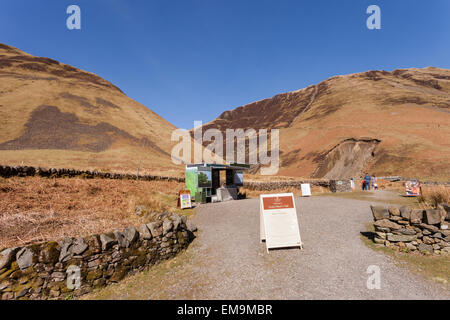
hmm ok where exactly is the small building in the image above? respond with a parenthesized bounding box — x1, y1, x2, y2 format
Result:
(185, 163, 250, 203)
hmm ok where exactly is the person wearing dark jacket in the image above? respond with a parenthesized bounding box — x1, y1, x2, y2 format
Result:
(363, 173, 371, 191)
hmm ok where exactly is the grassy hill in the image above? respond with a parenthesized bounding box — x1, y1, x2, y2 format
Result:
(0, 43, 183, 176)
(197, 67, 450, 180)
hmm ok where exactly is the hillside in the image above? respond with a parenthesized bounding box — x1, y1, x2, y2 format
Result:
(197, 67, 450, 180)
(0, 43, 183, 176)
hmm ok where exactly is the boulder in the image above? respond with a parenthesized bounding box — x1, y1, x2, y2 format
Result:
(114, 230, 130, 248)
(16, 248, 35, 270)
(388, 206, 401, 216)
(100, 233, 117, 251)
(399, 206, 411, 219)
(387, 234, 417, 242)
(0, 248, 19, 270)
(59, 238, 74, 262)
(147, 222, 163, 238)
(410, 209, 424, 224)
(123, 227, 139, 244)
(373, 219, 402, 231)
(138, 224, 152, 240)
(72, 238, 88, 255)
(423, 209, 442, 225)
(186, 221, 198, 232)
(370, 206, 389, 221)
(406, 243, 417, 251)
(170, 214, 182, 231)
(162, 218, 174, 235)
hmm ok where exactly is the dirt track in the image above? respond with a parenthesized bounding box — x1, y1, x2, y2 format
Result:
(85, 194, 449, 300)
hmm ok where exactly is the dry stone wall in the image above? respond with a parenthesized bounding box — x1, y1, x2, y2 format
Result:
(370, 204, 450, 254)
(0, 165, 184, 182)
(0, 213, 195, 300)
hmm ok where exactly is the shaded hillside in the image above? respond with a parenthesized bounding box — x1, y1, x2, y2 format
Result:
(196, 67, 450, 180)
(0, 43, 182, 176)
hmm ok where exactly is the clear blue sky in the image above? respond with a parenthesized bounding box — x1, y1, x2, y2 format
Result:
(1, 0, 449, 129)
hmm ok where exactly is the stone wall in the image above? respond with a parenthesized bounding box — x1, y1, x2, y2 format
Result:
(244, 179, 354, 193)
(0, 165, 184, 182)
(243, 180, 331, 191)
(370, 204, 450, 254)
(0, 213, 196, 300)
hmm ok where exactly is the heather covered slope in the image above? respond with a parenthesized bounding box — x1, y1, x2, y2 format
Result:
(0, 43, 182, 176)
(199, 67, 450, 180)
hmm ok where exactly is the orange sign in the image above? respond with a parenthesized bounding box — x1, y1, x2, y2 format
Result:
(262, 196, 294, 210)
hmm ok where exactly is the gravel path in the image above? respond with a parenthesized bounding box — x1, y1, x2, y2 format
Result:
(87, 194, 450, 300)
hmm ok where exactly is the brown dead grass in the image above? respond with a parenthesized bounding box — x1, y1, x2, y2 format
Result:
(418, 185, 450, 208)
(0, 176, 189, 249)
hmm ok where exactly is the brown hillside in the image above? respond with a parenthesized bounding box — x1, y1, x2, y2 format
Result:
(197, 67, 450, 180)
(0, 43, 183, 176)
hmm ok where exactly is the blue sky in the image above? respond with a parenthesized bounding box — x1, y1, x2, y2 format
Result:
(1, 0, 449, 129)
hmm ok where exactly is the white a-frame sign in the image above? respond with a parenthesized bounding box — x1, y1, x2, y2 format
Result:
(260, 193, 303, 252)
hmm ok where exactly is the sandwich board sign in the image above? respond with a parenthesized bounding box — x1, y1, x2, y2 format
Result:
(260, 193, 303, 252)
(301, 183, 311, 197)
(179, 190, 192, 209)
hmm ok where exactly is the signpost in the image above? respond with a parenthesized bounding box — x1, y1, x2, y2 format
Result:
(301, 183, 311, 197)
(260, 193, 303, 252)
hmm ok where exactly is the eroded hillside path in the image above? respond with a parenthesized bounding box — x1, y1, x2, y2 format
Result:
(85, 195, 449, 300)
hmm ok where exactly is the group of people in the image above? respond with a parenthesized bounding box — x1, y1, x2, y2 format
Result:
(362, 173, 377, 191)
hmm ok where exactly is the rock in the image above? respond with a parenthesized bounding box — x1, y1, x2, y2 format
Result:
(440, 222, 449, 230)
(123, 227, 138, 244)
(100, 233, 117, 251)
(72, 238, 88, 255)
(59, 238, 74, 262)
(138, 224, 152, 240)
(170, 214, 182, 231)
(0, 248, 19, 270)
(424, 209, 441, 225)
(39, 242, 60, 264)
(162, 218, 174, 235)
(406, 243, 417, 251)
(181, 215, 188, 226)
(388, 206, 401, 216)
(422, 236, 435, 245)
(373, 219, 402, 231)
(418, 243, 433, 253)
(432, 244, 440, 250)
(400, 206, 411, 219)
(374, 226, 390, 233)
(16, 248, 35, 270)
(370, 205, 389, 220)
(186, 221, 198, 232)
(147, 222, 162, 238)
(422, 229, 431, 236)
(85, 235, 102, 254)
(442, 203, 450, 221)
(374, 232, 386, 239)
(113, 230, 130, 248)
(442, 247, 450, 253)
(441, 229, 450, 237)
(387, 234, 417, 242)
(389, 216, 403, 222)
(397, 220, 410, 225)
(410, 209, 423, 224)
(432, 232, 443, 239)
(373, 237, 385, 244)
(392, 228, 416, 235)
(419, 223, 439, 233)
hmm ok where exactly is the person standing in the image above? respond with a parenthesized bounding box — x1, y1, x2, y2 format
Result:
(364, 173, 371, 191)
(371, 175, 378, 190)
